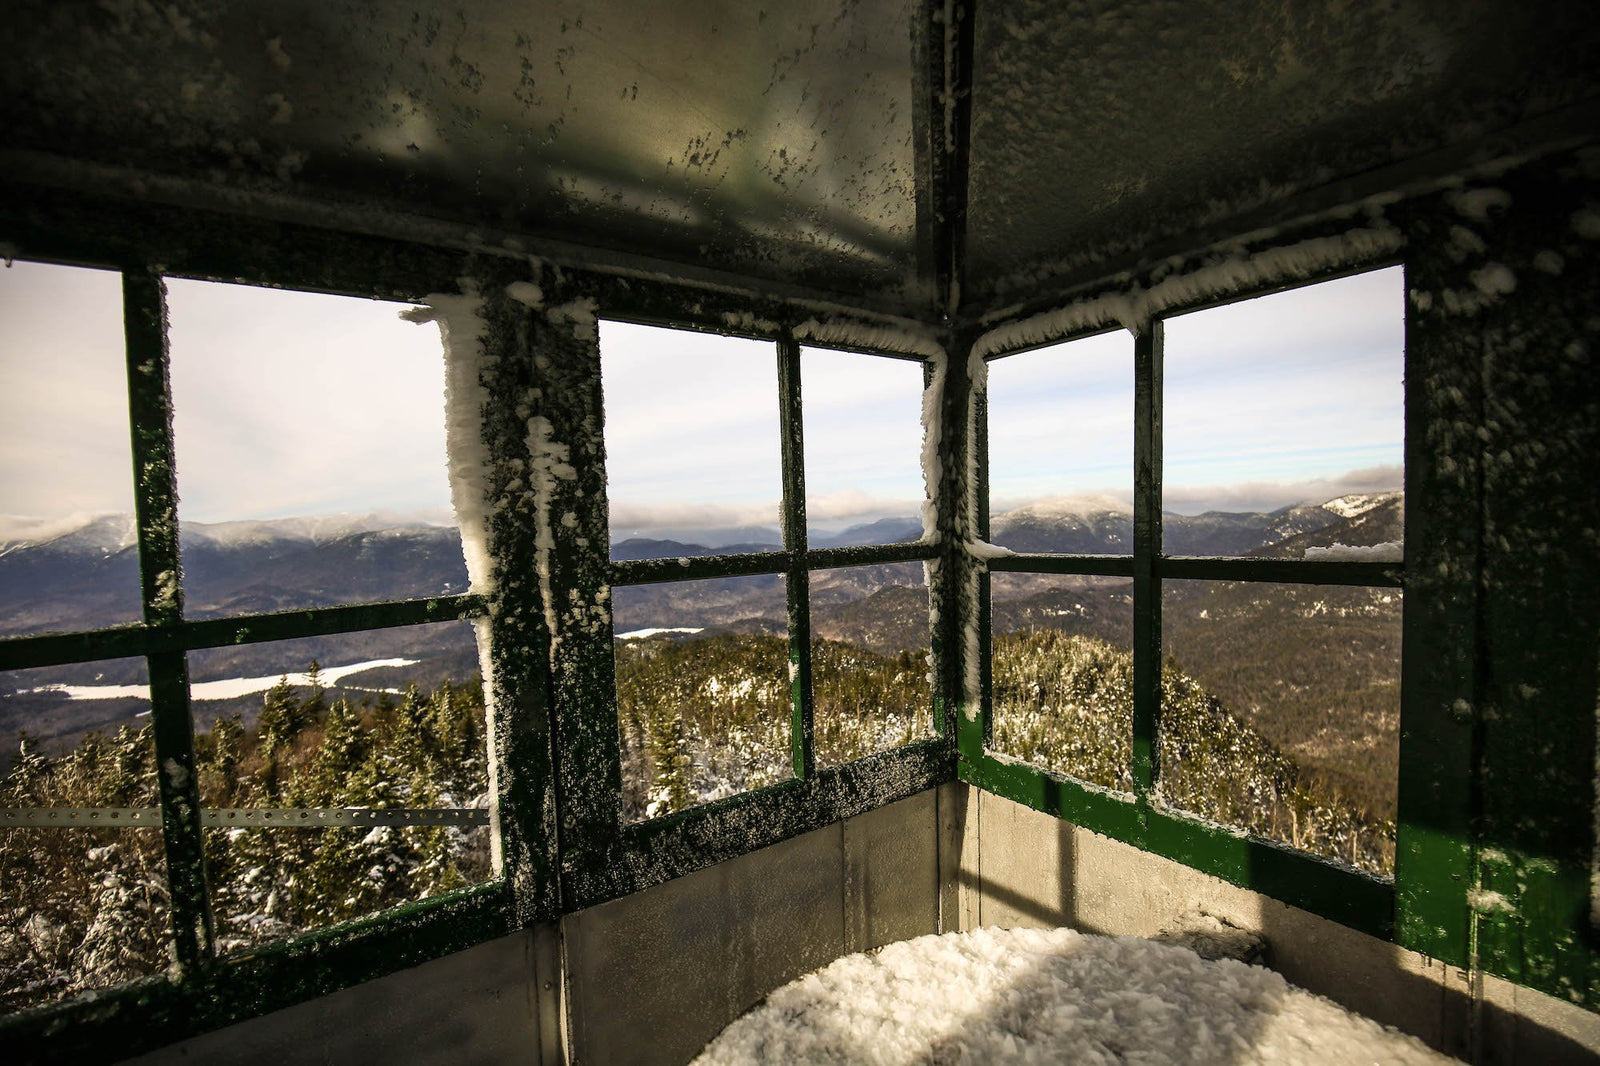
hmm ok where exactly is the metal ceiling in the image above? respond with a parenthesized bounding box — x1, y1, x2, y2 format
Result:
(2, 1, 1595, 317)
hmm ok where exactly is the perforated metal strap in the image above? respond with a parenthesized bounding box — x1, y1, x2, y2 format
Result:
(1, 807, 491, 827)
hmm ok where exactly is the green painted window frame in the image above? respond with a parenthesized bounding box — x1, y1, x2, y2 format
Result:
(9, 178, 1537, 1055)
(0, 260, 513, 1060)
(962, 263, 1408, 941)
(0, 197, 960, 1059)
(553, 317, 954, 911)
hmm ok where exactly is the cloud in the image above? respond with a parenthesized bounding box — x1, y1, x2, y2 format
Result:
(1160, 465, 1402, 514)
(606, 500, 780, 536)
(607, 490, 923, 538)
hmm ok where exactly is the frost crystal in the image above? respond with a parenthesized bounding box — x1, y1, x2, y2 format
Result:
(400, 285, 495, 594)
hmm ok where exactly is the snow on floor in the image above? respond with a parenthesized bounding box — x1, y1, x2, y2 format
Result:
(693, 927, 1458, 1066)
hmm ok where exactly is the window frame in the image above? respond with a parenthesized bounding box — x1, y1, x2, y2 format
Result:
(0, 216, 523, 1059)
(968, 260, 1408, 939)
(558, 315, 952, 908)
(0, 264, 505, 997)
(2, 184, 1496, 1058)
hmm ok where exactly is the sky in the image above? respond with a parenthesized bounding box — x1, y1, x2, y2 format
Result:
(0, 259, 1403, 537)
(600, 320, 926, 540)
(988, 265, 1404, 515)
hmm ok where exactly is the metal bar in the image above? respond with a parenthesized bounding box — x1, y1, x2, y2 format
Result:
(1131, 322, 1163, 801)
(975, 372, 993, 744)
(122, 271, 215, 972)
(805, 541, 939, 569)
(609, 550, 792, 586)
(2, 808, 491, 827)
(0, 625, 150, 670)
(987, 553, 1137, 577)
(777, 333, 815, 780)
(943, 330, 982, 760)
(925, 0, 977, 320)
(1157, 557, 1403, 587)
(2, 878, 510, 1065)
(569, 738, 951, 911)
(180, 594, 487, 648)
(0, 595, 486, 672)
(476, 269, 564, 927)
(0, 595, 486, 673)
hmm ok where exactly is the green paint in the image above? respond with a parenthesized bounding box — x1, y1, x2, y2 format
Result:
(778, 334, 817, 781)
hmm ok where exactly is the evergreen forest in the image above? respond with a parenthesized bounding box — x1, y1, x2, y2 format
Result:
(4, 625, 1390, 1015)
(0, 671, 491, 1015)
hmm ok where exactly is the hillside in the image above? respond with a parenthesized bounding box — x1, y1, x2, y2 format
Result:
(991, 631, 1392, 874)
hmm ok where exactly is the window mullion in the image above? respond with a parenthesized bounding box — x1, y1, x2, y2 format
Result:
(1131, 320, 1164, 803)
(121, 269, 215, 973)
(777, 332, 814, 780)
(975, 372, 993, 745)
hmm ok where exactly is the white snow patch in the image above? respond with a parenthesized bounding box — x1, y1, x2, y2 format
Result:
(973, 224, 1404, 353)
(546, 298, 599, 342)
(24, 659, 422, 702)
(505, 280, 544, 310)
(967, 539, 1016, 561)
(0, 512, 137, 555)
(264, 92, 292, 125)
(1533, 250, 1565, 276)
(401, 287, 495, 594)
(793, 317, 944, 359)
(265, 36, 291, 69)
(1469, 263, 1516, 299)
(995, 494, 1134, 522)
(615, 627, 704, 640)
(1303, 542, 1403, 562)
(720, 310, 780, 334)
(1572, 208, 1600, 240)
(525, 413, 578, 645)
(162, 758, 189, 791)
(1468, 888, 1516, 916)
(692, 927, 1456, 1065)
(1448, 188, 1512, 221)
(1321, 492, 1397, 519)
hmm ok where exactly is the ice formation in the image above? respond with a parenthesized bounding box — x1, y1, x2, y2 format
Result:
(693, 927, 1456, 1065)
(400, 288, 494, 594)
(793, 317, 944, 359)
(972, 223, 1405, 354)
(1302, 542, 1403, 562)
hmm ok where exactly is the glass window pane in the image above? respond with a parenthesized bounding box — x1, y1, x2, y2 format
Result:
(1158, 580, 1401, 876)
(601, 321, 782, 559)
(801, 348, 924, 546)
(165, 280, 466, 616)
(986, 331, 1133, 554)
(810, 562, 932, 766)
(0, 827, 169, 1012)
(613, 577, 791, 822)
(186, 622, 487, 814)
(1162, 268, 1404, 557)
(185, 621, 490, 949)
(206, 822, 488, 955)
(0, 261, 141, 636)
(989, 574, 1134, 790)
(1, 659, 153, 799)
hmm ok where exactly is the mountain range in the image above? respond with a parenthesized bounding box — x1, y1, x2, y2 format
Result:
(2, 494, 1401, 767)
(0, 493, 1401, 639)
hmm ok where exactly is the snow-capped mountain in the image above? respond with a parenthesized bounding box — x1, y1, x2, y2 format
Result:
(986, 492, 1402, 558)
(0, 513, 469, 636)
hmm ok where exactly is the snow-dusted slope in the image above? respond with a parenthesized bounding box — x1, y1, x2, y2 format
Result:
(694, 926, 1455, 1065)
